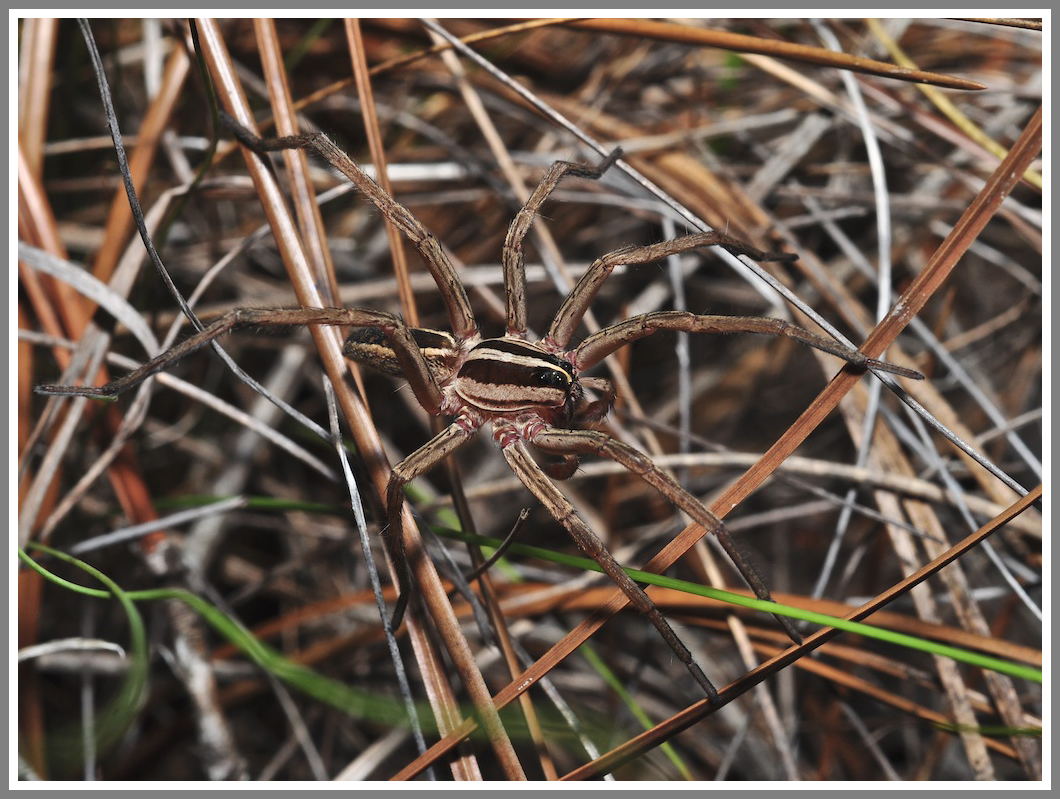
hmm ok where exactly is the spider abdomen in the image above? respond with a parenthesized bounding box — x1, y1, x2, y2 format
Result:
(343, 326, 458, 378)
(454, 338, 576, 414)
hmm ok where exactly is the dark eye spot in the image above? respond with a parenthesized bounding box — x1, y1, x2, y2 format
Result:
(535, 368, 570, 389)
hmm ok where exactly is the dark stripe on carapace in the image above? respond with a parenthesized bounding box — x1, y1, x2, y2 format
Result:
(343, 326, 457, 377)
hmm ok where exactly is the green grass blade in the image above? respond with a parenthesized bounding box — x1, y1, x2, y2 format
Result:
(19, 545, 149, 774)
(432, 527, 1042, 685)
(580, 644, 692, 780)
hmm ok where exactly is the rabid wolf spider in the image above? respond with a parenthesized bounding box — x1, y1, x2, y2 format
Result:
(39, 113, 921, 701)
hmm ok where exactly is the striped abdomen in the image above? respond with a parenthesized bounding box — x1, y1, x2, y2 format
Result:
(454, 338, 575, 413)
(343, 326, 458, 379)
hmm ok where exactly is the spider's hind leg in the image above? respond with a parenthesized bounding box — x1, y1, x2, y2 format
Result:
(36, 307, 413, 401)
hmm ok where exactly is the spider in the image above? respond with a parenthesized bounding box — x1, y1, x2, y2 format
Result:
(38, 113, 921, 701)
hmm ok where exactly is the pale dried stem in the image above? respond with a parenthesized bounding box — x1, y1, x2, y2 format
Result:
(197, 17, 522, 781)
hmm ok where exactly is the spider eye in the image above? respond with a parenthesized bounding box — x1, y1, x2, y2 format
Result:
(535, 367, 571, 390)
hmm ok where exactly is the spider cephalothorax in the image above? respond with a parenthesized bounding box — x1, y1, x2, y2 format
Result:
(449, 338, 581, 422)
(38, 113, 922, 702)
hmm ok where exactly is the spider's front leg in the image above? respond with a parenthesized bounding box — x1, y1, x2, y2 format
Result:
(500, 436, 721, 701)
(502, 150, 622, 337)
(575, 311, 924, 380)
(547, 232, 798, 350)
(529, 426, 803, 645)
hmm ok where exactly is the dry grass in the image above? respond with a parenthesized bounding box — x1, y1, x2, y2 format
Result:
(18, 18, 1042, 781)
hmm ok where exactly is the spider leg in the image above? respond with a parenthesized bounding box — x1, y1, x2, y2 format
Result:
(574, 376, 617, 423)
(502, 150, 621, 337)
(530, 426, 804, 646)
(36, 307, 447, 412)
(546, 232, 797, 350)
(222, 112, 478, 341)
(575, 310, 923, 379)
(501, 437, 720, 701)
(386, 420, 477, 628)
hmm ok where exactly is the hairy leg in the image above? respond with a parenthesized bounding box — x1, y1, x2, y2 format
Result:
(37, 306, 446, 411)
(223, 112, 478, 342)
(502, 437, 720, 700)
(546, 232, 797, 350)
(530, 425, 803, 645)
(502, 150, 621, 336)
(386, 421, 476, 628)
(575, 310, 922, 379)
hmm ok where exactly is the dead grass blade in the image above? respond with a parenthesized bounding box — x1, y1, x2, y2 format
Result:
(22, 19, 1039, 781)
(712, 103, 1041, 515)
(569, 18, 987, 90)
(558, 484, 1041, 780)
(199, 17, 523, 780)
